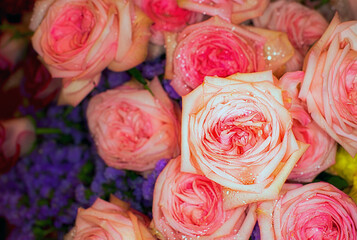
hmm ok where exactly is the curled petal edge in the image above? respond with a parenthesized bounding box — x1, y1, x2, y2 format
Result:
(222, 141, 309, 209)
(57, 74, 101, 106)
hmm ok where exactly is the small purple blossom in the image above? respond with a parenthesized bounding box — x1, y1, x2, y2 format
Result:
(104, 167, 125, 181)
(162, 79, 181, 100)
(251, 222, 261, 240)
(105, 70, 131, 89)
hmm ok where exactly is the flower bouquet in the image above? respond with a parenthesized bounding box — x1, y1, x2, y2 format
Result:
(0, 0, 357, 239)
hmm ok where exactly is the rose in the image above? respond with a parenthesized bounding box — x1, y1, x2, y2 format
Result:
(254, 0, 328, 52)
(181, 71, 307, 207)
(0, 31, 27, 71)
(152, 156, 257, 239)
(177, 0, 269, 24)
(253, 0, 328, 72)
(167, 16, 265, 96)
(134, 0, 202, 45)
(257, 182, 357, 239)
(86, 77, 180, 172)
(299, 14, 357, 156)
(0, 117, 36, 173)
(22, 47, 61, 108)
(279, 71, 337, 182)
(65, 195, 155, 240)
(165, 16, 294, 96)
(30, 0, 152, 106)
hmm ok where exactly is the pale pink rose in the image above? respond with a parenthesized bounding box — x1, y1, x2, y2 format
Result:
(166, 16, 294, 96)
(254, 0, 328, 71)
(134, 0, 203, 45)
(279, 71, 337, 182)
(177, 0, 269, 24)
(299, 14, 357, 157)
(258, 182, 357, 239)
(152, 156, 257, 240)
(30, 0, 152, 106)
(0, 117, 36, 173)
(86, 77, 180, 172)
(66, 195, 155, 240)
(181, 71, 308, 208)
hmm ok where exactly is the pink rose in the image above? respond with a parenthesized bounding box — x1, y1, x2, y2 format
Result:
(134, 0, 203, 45)
(254, 0, 328, 71)
(258, 182, 357, 239)
(279, 71, 337, 182)
(152, 156, 257, 239)
(177, 0, 269, 24)
(66, 195, 155, 240)
(299, 14, 357, 156)
(166, 16, 294, 96)
(86, 77, 180, 172)
(30, 0, 152, 106)
(0, 117, 36, 173)
(181, 71, 307, 208)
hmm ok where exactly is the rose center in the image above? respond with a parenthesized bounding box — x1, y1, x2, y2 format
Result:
(104, 102, 152, 151)
(302, 214, 339, 239)
(51, 6, 95, 54)
(194, 32, 253, 82)
(214, 110, 269, 154)
(173, 176, 223, 235)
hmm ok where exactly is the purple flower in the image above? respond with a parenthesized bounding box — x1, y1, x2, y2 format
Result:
(162, 79, 181, 100)
(251, 223, 260, 240)
(115, 179, 129, 192)
(90, 172, 106, 195)
(39, 185, 51, 198)
(66, 146, 83, 163)
(7, 224, 35, 240)
(104, 167, 125, 180)
(142, 159, 169, 201)
(75, 184, 90, 205)
(138, 58, 165, 79)
(66, 106, 82, 123)
(106, 70, 131, 89)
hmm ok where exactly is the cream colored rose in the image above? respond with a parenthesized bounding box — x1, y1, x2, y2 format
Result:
(181, 71, 307, 208)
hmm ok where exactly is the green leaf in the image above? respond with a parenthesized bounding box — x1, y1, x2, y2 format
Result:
(126, 170, 139, 180)
(36, 128, 63, 135)
(84, 189, 94, 200)
(128, 68, 154, 95)
(56, 134, 74, 145)
(78, 161, 95, 186)
(37, 198, 49, 206)
(34, 219, 52, 228)
(313, 171, 349, 190)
